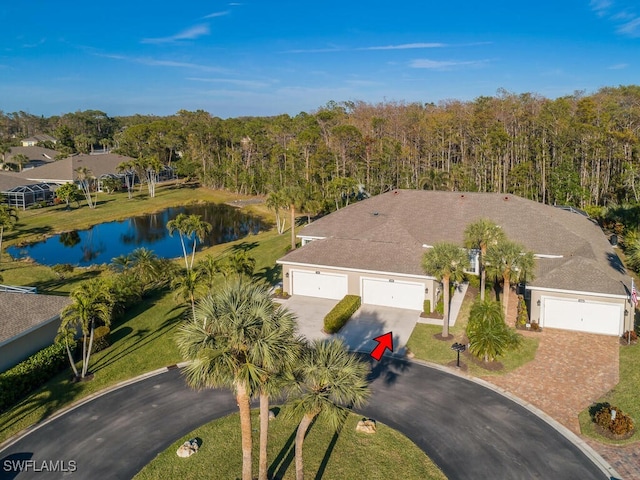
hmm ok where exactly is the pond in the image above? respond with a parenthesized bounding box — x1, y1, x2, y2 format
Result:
(7, 203, 266, 267)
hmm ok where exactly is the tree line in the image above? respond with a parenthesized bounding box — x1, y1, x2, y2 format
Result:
(2, 85, 640, 209)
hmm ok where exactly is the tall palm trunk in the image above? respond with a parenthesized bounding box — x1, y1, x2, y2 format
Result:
(502, 274, 511, 319)
(258, 392, 270, 480)
(295, 412, 316, 480)
(442, 276, 451, 338)
(0, 225, 4, 265)
(479, 246, 487, 301)
(65, 340, 79, 377)
(236, 382, 253, 480)
(82, 322, 95, 378)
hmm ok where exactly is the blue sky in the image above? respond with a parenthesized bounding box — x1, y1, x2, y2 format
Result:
(1, 1, 639, 118)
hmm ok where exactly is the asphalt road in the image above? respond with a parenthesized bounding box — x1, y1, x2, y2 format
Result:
(0, 360, 609, 480)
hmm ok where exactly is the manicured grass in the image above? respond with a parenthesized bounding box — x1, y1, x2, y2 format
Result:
(134, 411, 447, 480)
(406, 290, 539, 376)
(578, 341, 640, 445)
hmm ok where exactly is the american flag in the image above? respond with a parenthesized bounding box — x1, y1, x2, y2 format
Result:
(632, 279, 638, 307)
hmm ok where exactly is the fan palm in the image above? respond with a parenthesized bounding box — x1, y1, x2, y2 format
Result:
(422, 242, 470, 337)
(485, 239, 535, 318)
(176, 278, 301, 480)
(286, 338, 370, 480)
(464, 219, 505, 300)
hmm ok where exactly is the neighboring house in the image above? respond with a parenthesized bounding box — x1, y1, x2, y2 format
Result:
(0, 172, 55, 210)
(21, 134, 58, 147)
(4, 146, 60, 170)
(277, 190, 633, 337)
(0, 290, 71, 372)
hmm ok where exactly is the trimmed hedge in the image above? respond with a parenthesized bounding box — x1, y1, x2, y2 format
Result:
(324, 295, 361, 333)
(0, 342, 69, 414)
(423, 300, 431, 314)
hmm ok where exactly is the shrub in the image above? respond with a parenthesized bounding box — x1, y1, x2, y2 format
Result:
(52, 263, 74, 279)
(0, 342, 69, 413)
(92, 326, 111, 353)
(593, 403, 635, 437)
(622, 330, 637, 342)
(516, 295, 528, 328)
(435, 298, 444, 315)
(465, 274, 480, 289)
(324, 295, 361, 333)
(423, 299, 431, 314)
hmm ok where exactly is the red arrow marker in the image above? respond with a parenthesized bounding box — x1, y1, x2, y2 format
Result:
(370, 332, 394, 361)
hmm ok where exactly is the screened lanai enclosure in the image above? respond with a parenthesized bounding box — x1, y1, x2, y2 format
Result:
(2, 183, 56, 209)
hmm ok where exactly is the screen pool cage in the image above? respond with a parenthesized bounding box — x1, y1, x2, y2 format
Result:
(2, 183, 55, 210)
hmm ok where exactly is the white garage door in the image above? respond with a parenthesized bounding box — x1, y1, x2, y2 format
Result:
(362, 278, 424, 311)
(291, 271, 348, 300)
(542, 297, 622, 336)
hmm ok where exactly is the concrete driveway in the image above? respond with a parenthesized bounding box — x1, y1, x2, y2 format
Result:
(278, 296, 419, 357)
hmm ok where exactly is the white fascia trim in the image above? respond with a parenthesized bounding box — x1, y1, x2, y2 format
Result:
(296, 235, 327, 240)
(533, 254, 564, 259)
(277, 260, 434, 280)
(526, 285, 628, 300)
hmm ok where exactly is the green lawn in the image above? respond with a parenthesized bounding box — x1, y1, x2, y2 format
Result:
(135, 411, 446, 480)
(578, 341, 640, 444)
(406, 291, 539, 376)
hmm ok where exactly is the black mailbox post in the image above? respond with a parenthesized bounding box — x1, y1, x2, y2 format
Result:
(451, 342, 466, 368)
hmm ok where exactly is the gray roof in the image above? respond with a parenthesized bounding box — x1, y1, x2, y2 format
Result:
(279, 190, 628, 296)
(5, 146, 60, 166)
(0, 172, 39, 192)
(0, 292, 71, 344)
(15, 153, 136, 183)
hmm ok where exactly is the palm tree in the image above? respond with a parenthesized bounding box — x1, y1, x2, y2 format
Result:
(176, 278, 300, 480)
(117, 160, 136, 199)
(166, 213, 212, 270)
(255, 305, 301, 480)
(287, 338, 370, 480)
(171, 268, 204, 320)
(266, 189, 288, 234)
(74, 166, 96, 208)
(11, 153, 29, 172)
(422, 242, 470, 338)
(467, 299, 522, 362)
(196, 254, 219, 290)
(58, 278, 113, 379)
(485, 239, 535, 318)
(464, 219, 506, 300)
(0, 203, 18, 265)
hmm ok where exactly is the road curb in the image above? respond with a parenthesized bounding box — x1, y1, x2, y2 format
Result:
(0, 364, 185, 453)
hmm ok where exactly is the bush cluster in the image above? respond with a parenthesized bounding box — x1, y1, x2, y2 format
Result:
(594, 403, 635, 437)
(0, 342, 69, 414)
(324, 295, 361, 333)
(92, 326, 111, 353)
(516, 295, 529, 328)
(423, 299, 431, 314)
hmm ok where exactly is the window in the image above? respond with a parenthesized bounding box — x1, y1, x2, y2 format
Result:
(465, 249, 480, 275)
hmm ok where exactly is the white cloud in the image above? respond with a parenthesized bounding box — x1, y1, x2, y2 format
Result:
(590, 0, 612, 16)
(617, 16, 640, 36)
(203, 11, 230, 19)
(97, 53, 228, 73)
(362, 43, 447, 50)
(608, 63, 629, 69)
(142, 24, 210, 44)
(410, 59, 487, 70)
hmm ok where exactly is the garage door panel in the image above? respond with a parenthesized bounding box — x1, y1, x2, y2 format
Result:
(292, 271, 347, 300)
(362, 278, 423, 311)
(543, 298, 621, 336)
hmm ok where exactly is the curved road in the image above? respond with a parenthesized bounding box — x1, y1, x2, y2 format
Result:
(0, 359, 610, 480)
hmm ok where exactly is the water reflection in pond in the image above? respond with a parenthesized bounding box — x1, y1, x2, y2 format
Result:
(8, 203, 266, 267)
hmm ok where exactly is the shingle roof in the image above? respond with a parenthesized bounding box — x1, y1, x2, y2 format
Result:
(5, 146, 59, 163)
(0, 292, 71, 344)
(279, 190, 628, 296)
(15, 153, 135, 183)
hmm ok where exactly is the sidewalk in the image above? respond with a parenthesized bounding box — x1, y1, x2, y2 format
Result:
(417, 282, 468, 327)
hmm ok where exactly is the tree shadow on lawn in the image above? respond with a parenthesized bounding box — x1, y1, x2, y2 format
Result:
(27, 269, 102, 294)
(269, 416, 323, 480)
(89, 299, 186, 374)
(8, 224, 53, 243)
(0, 369, 84, 442)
